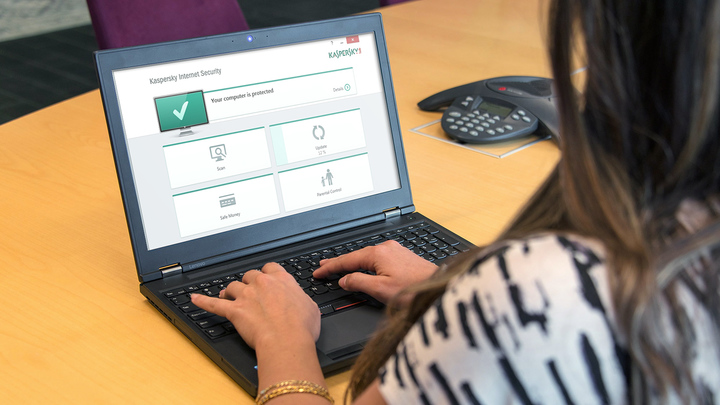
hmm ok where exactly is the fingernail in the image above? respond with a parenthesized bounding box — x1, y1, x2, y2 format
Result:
(339, 276, 347, 288)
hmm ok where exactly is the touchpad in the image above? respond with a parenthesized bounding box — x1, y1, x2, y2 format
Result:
(316, 305, 383, 357)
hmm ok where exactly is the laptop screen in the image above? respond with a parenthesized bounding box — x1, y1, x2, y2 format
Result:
(109, 31, 401, 251)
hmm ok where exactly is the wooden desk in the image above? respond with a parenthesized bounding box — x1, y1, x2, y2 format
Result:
(0, 0, 558, 403)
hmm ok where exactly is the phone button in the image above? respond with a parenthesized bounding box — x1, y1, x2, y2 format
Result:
(449, 111, 462, 118)
(522, 116, 532, 123)
(511, 114, 520, 120)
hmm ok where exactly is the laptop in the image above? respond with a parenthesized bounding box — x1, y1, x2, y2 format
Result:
(95, 13, 473, 396)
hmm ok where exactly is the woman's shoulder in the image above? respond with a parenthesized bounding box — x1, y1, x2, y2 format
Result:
(449, 232, 617, 331)
(453, 233, 608, 289)
(379, 233, 629, 404)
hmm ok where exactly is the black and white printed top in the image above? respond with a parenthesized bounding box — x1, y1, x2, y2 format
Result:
(377, 234, 720, 404)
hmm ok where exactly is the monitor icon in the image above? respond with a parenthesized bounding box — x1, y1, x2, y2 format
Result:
(210, 144, 227, 161)
(154, 90, 209, 136)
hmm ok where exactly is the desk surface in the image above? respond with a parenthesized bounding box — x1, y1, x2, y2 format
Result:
(0, 0, 558, 402)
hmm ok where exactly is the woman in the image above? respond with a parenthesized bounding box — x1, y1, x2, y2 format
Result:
(192, 0, 720, 403)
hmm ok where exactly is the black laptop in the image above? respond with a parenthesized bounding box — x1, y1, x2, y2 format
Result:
(95, 13, 473, 396)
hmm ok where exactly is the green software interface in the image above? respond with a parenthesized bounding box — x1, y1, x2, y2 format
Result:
(154, 90, 209, 132)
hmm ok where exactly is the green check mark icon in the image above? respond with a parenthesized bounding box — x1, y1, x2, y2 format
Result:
(173, 101, 189, 120)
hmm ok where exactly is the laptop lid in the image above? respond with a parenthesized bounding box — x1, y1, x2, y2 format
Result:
(95, 14, 413, 282)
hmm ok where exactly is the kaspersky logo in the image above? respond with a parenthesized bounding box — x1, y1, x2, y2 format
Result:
(328, 47, 362, 59)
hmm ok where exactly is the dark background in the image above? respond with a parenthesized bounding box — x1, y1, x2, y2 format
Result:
(0, 0, 380, 124)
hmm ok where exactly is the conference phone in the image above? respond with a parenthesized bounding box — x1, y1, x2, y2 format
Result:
(418, 76, 559, 144)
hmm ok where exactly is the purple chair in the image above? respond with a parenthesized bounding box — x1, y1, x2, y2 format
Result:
(380, 0, 411, 5)
(86, 0, 250, 49)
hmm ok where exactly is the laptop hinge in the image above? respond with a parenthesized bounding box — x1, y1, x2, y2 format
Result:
(160, 263, 182, 278)
(383, 207, 402, 219)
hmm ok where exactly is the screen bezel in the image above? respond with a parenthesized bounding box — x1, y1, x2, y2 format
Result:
(94, 14, 413, 282)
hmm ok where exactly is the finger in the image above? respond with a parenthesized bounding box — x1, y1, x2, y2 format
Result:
(314, 248, 376, 278)
(242, 269, 262, 284)
(339, 272, 387, 298)
(261, 262, 285, 274)
(191, 293, 233, 318)
(220, 280, 245, 299)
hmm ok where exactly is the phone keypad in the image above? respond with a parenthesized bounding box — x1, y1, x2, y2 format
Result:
(441, 96, 538, 144)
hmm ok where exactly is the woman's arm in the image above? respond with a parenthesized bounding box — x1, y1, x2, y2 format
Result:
(191, 263, 330, 404)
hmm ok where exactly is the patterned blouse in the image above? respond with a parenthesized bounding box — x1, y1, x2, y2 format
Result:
(378, 234, 720, 404)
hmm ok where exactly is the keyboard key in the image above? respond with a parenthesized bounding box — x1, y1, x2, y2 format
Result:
(196, 316, 225, 329)
(413, 230, 430, 238)
(170, 295, 191, 305)
(178, 303, 200, 313)
(189, 310, 213, 321)
(431, 251, 448, 260)
(293, 270, 313, 280)
(319, 305, 334, 315)
(164, 288, 186, 298)
(295, 261, 312, 270)
(446, 248, 460, 256)
(201, 286, 222, 296)
(310, 285, 329, 295)
(204, 327, 228, 338)
(436, 233, 460, 246)
(369, 235, 385, 243)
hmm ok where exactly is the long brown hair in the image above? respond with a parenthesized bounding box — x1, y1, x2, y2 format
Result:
(346, 0, 720, 402)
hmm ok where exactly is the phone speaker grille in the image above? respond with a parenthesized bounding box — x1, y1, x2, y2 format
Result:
(495, 79, 552, 97)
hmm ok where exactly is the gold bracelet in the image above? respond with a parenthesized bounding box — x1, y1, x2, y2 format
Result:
(256, 380, 334, 405)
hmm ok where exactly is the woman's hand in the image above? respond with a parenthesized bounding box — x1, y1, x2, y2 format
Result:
(313, 240, 438, 304)
(191, 262, 321, 350)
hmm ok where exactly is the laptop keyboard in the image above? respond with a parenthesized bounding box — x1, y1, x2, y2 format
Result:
(162, 221, 469, 339)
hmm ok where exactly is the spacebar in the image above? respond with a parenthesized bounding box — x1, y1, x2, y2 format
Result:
(312, 289, 354, 306)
